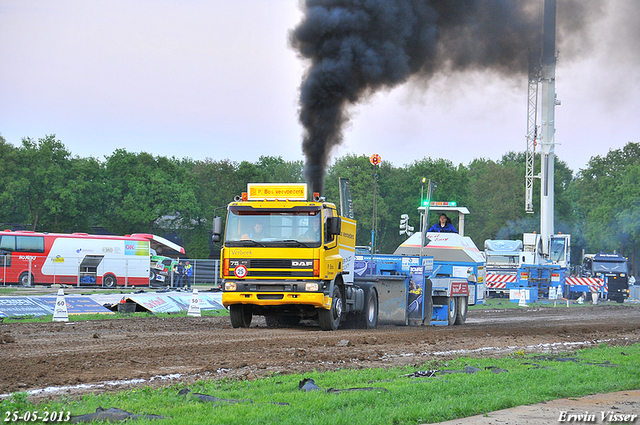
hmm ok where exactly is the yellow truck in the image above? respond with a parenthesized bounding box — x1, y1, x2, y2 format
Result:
(212, 183, 377, 330)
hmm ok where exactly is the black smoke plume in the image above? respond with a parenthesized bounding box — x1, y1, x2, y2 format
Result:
(289, 0, 593, 194)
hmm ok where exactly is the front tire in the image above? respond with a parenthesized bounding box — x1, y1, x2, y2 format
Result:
(229, 305, 252, 328)
(319, 285, 343, 331)
(455, 296, 468, 325)
(19, 272, 34, 286)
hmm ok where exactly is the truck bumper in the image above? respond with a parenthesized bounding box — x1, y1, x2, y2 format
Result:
(222, 292, 331, 310)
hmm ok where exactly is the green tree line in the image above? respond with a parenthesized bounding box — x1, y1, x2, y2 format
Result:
(1, 134, 638, 276)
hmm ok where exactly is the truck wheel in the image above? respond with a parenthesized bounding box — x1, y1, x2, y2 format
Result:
(455, 296, 468, 325)
(19, 272, 34, 286)
(447, 297, 457, 326)
(319, 285, 342, 331)
(359, 288, 378, 329)
(102, 274, 117, 289)
(362, 288, 378, 329)
(229, 305, 252, 328)
(150, 270, 157, 281)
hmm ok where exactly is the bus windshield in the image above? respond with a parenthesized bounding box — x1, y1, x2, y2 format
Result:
(225, 206, 322, 247)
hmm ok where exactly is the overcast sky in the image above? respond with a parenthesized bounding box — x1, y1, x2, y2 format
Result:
(1, 0, 638, 175)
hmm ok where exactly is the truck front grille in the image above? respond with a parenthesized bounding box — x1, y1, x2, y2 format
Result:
(250, 259, 291, 268)
(257, 294, 284, 300)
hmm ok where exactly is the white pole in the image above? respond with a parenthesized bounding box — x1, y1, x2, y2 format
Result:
(28, 258, 33, 286)
(539, 0, 557, 256)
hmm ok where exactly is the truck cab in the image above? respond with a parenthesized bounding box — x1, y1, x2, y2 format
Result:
(214, 183, 370, 331)
(581, 253, 629, 303)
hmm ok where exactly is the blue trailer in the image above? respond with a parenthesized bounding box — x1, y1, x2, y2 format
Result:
(349, 231, 485, 327)
(354, 252, 475, 326)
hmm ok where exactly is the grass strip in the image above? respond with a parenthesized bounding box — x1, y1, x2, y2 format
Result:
(2, 343, 638, 424)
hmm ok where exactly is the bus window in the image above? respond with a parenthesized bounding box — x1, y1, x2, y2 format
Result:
(0, 235, 16, 252)
(16, 236, 45, 253)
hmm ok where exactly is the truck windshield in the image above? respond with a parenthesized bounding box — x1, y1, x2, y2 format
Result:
(549, 237, 566, 263)
(592, 261, 628, 273)
(225, 207, 322, 247)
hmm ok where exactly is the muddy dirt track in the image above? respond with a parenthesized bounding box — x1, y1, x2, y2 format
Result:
(1, 303, 640, 401)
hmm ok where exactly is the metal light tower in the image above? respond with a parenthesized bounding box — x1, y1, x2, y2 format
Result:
(525, 49, 541, 214)
(539, 0, 558, 255)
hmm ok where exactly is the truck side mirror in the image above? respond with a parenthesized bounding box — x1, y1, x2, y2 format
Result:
(212, 216, 223, 243)
(327, 217, 342, 236)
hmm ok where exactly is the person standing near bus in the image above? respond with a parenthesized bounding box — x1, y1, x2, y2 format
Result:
(184, 261, 193, 290)
(174, 261, 185, 290)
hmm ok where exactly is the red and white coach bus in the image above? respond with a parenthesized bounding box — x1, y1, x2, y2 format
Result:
(0, 230, 183, 288)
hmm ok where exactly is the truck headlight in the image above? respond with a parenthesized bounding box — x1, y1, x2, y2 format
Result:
(225, 282, 237, 291)
(305, 282, 319, 292)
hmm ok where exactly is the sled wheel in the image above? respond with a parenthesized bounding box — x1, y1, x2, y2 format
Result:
(447, 297, 458, 326)
(455, 296, 468, 325)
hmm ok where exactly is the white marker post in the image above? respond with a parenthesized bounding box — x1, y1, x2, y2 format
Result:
(518, 289, 528, 307)
(187, 288, 201, 317)
(52, 288, 69, 322)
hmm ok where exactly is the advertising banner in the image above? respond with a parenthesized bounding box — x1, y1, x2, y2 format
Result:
(0, 296, 113, 317)
(407, 266, 425, 321)
(126, 293, 224, 313)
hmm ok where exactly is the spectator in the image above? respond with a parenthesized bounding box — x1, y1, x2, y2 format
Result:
(174, 261, 185, 290)
(184, 261, 193, 290)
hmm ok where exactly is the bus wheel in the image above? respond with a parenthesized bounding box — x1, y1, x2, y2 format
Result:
(19, 272, 34, 286)
(103, 274, 117, 289)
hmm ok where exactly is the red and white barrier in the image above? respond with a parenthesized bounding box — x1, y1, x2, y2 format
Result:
(486, 273, 516, 289)
(565, 277, 606, 293)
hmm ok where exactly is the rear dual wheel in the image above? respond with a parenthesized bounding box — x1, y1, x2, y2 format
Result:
(447, 297, 458, 325)
(446, 296, 469, 325)
(357, 288, 378, 329)
(455, 296, 468, 325)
